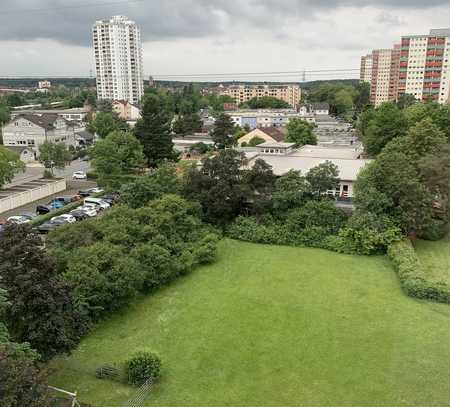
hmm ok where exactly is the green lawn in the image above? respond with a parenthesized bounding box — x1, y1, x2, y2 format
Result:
(415, 235, 450, 284)
(50, 240, 450, 407)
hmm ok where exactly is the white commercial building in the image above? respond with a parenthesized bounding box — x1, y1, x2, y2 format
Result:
(92, 15, 144, 105)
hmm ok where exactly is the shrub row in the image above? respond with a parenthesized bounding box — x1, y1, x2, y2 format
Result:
(388, 240, 450, 304)
(30, 201, 83, 227)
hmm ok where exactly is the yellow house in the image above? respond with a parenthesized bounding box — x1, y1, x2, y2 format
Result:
(238, 127, 286, 146)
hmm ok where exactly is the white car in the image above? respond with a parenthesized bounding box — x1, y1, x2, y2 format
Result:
(89, 187, 104, 194)
(84, 197, 110, 211)
(51, 214, 77, 224)
(73, 171, 87, 180)
(77, 205, 98, 217)
(7, 215, 31, 224)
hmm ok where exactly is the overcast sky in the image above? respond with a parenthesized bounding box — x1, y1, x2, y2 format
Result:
(1, 0, 450, 81)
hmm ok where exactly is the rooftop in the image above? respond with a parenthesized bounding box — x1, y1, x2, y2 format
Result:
(257, 142, 295, 149)
(294, 145, 362, 160)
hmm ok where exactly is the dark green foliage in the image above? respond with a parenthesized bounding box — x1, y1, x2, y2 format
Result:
(134, 93, 176, 167)
(88, 112, 129, 139)
(248, 136, 266, 146)
(189, 142, 211, 155)
(173, 113, 202, 135)
(0, 348, 50, 407)
(360, 103, 407, 156)
(211, 113, 236, 148)
(91, 131, 145, 188)
(272, 170, 311, 211)
(0, 225, 88, 360)
(120, 164, 181, 209)
(240, 96, 291, 109)
(305, 161, 340, 197)
(125, 351, 161, 386)
(286, 119, 317, 147)
(388, 240, 450, 304)
(0, 146, 25, 188)
(47, 195, 219, 319)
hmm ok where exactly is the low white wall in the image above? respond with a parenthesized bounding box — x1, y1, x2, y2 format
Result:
(0, 179, 67, 214)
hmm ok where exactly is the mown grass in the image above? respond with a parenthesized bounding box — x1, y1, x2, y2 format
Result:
(415, 235, 450, 284)
(50, 240, 450, 407)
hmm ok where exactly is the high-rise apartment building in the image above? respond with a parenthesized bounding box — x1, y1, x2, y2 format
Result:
(399, 29, 450, 104)
(360, 54, 373, 83)
(92, 16, 144, 105)
(218, 84, 302, 109)
(364, 28, 450, 106)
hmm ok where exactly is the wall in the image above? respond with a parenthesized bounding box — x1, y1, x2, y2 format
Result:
(0, 179, 67, 214)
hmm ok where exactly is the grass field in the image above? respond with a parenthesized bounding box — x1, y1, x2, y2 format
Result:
(50, 240, 450, 407)
(415, 235, 450, 284)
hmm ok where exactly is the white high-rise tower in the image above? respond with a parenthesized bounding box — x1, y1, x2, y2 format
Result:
(92, 15, 144, 105)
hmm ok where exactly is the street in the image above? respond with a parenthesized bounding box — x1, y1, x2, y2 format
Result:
(6, 160, 91, 187)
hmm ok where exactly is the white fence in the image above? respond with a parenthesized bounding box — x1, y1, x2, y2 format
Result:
(0, 179, 66, 214)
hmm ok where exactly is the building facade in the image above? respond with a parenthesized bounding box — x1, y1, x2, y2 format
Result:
(364, 28, 450, 105)
(92, 16, 144, 105)
(218, 84, 302, 109)
(2, 114, 80, 159)
(360, 54, 373, 83)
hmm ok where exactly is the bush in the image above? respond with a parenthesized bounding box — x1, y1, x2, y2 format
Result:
(125, 351, 161, 386)
(86, 171, 98, 180)
(420, 219, 448, 241)
(388, 240, 450, 304)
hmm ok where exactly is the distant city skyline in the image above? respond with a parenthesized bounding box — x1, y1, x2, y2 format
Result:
(1, 1, 450, 81)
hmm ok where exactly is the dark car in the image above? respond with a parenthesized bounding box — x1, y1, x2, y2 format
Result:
(37, 218, 68, 234)
(36, 205, 52, 215)
(69, 210, 89, 221)
(78, 189, 92, 197)
(101, 193, 121, 205)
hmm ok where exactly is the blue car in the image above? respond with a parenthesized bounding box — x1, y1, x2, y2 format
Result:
(47, 200, 65, 209)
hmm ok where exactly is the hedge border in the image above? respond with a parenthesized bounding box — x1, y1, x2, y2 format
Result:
(387, 240, 450, 304)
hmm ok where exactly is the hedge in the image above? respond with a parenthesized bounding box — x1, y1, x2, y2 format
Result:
(388, 240, 450, 304)
(31, 201, 83, 227)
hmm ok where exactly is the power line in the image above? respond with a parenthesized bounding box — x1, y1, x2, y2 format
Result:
(0, 0, 145, 16)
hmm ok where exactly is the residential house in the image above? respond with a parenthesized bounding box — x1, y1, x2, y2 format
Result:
(112, 100, 142, 121)
(237, 127, 286, 146)
(2, 113, 80, 160)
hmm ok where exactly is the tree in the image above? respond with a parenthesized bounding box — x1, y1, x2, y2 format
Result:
(0, 348, 50, 407)
(120, 163, 181, 209)
(91, 131, 145, 188)
(0, 104, 10, 127)
(286, 119, 317, 147)
(361, 103, 407, 156)
(0, 225, 88, 360)
(306, 161, 340, 197)
(397, 94, 417, 110)
(173, 113, 202, 135)
(211, 113, 235, 148)
(88, 111, 129, 139)
(272, 170, 311, 211)
(240, 96, 291, 109)
(334, 89, 354, 117)
(96, 99, 113, 113)
(38, 142, 72, 176)
(0, 146, 24, 188)
(134, 93, 176, 167)
(248, 136, 266, 146)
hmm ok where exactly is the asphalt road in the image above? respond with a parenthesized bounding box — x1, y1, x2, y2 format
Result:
(6, 160, 91, 187)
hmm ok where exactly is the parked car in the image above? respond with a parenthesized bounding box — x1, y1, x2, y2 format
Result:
(36, 205, 52, 215)
(51, 214, 76, 224)
(19, 212, 37, 221)
(52, 197, 73, 206)
(47, 200, 65, 209)
(84, 197, 110, 211)
(7, 215, 32, 224)
(88, 187, 104, 194)
(73, 171, 87, 180)
(37, 217, 69, 234)
(69, 210, 89, 221)
(77, 205, 98, 217)
(100, 193, 121, 205)
(78, 189, 92, 197)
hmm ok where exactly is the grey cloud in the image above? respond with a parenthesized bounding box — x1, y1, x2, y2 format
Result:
(0, 0, 449, 46)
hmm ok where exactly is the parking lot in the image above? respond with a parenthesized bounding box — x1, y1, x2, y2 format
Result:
(0, 180, 96, 220)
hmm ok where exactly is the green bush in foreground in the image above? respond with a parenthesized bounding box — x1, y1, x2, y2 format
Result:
(388, 240, 450, 304)
(125, 351, 161, 386)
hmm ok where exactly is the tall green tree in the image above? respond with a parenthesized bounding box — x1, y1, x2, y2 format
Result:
(91, 131, 145, 188)
(0, 103, 10, 127)
(306, 161, 340, 197)
(0, 146, 24, 188)
(38, 142, 72, 176)
(88, 111, 129, 139)
(211, 113, 235, 148)
(0, 225, 88, 360)
(361, 103, 407, 156)
(286, 119, 317, 147)
(134, 93, 176, 167)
